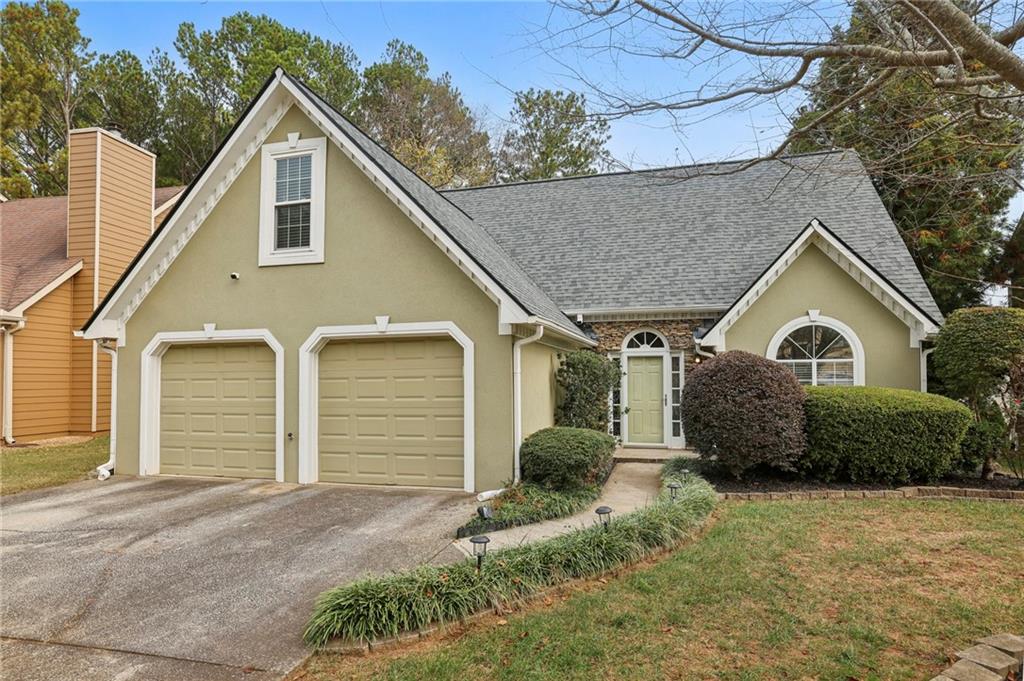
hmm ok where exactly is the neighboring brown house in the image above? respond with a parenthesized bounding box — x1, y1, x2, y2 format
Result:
(0, 127, 182, 443)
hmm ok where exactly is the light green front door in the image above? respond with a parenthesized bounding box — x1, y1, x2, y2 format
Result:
(627, 356, 664, 444)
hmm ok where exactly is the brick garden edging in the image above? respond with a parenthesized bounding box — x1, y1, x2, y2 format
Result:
(718, 486, 1024, 503)
(930, 632, 1024, 681)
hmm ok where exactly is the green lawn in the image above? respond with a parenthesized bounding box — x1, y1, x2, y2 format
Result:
(0, 436, 109, 496)
(297, 500, 1024, 681)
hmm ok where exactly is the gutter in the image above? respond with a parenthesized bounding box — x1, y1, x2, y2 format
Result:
(96, 341, 118, 479)
(920, 347, 935, 393)
(512, 324, 544, 484)
(1, 316, 26, 445)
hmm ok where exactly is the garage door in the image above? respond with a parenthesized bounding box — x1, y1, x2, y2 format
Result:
(160, 343, 276, 478)
(318, 337, 463, 488)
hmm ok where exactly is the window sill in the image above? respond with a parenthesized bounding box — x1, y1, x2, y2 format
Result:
(258, 249, 324, 267)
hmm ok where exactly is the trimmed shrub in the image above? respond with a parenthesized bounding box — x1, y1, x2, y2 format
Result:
(957, 411, 1008, 476)
(681, 350, 807, 478)
(520, 427, 615, 490)
(802, 386, 972, 483)
(303, 473, 717, 647)
(457, 484, 600, 537)
(934, 307, 1024, 477)
(555, 350, 621, 432)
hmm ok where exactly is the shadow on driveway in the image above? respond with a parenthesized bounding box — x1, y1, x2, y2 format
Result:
(0, 476, 474, 680)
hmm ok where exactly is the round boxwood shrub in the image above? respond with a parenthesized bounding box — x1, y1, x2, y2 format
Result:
(681, 350, 806, 478)
(520, 426, 615, 490)
(802, 386, 972, 483)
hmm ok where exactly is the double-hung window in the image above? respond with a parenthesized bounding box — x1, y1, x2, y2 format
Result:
(259, 135, 326, 266)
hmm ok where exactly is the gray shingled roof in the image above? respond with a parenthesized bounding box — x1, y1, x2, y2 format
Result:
(288, 75, 586, 338)
(443, 151, 942, 324)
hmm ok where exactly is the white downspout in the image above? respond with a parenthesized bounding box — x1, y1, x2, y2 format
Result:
(1, 320, 25, 444)
(694, 343, 715, 360)
(920, 347, 935, 393)
(96, 341, 117, 479)
(512, 324, 544, 484)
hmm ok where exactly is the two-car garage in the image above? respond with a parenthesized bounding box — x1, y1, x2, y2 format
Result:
(154, 331, 467, 490)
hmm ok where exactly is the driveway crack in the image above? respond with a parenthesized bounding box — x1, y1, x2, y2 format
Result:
(0, 635, 273, 674)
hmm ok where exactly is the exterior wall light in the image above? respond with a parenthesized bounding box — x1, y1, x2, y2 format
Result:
(668, 481, 682, 500)
(470, 535, 490, 572)
(595, 506, 612, 530)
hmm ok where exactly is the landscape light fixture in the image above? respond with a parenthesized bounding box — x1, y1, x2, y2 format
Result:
(595, 506, 612, 530)
(470, 535, 490, 572)
(668, 481, 682, 501)
(477, 505, 493, 520)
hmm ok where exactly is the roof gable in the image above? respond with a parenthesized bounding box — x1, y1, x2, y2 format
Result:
(698, 219, 941, 350)
(83, 69, 589, 345)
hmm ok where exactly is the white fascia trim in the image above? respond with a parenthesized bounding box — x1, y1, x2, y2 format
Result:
(278, 76, 531, 331)
(298, 320, 476, 493)
(525, 315, 594, 347)
(152, 190, 183, 220)
(698, 219, 939, 350)
(765, 314, 866, 386)
(9, 261, 83, 316)
(83, 73, 294, 340)
(258, 135, 327, 266)
(139, 328, 286, 482)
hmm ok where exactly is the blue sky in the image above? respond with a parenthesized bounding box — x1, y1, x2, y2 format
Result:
(69, 1, 792, 168)
(70, 1, 1022, 224)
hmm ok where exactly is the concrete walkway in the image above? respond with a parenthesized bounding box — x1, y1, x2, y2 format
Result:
(453, 462, 664, 554)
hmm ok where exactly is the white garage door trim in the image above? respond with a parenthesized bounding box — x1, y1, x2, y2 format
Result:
(140, 328, 285, 481)
(298, 320, 475, 492)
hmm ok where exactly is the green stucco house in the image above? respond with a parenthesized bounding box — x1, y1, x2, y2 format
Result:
(83, 68, 942, 493)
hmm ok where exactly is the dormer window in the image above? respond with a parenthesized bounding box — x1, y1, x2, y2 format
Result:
(259, 135, 326, 266)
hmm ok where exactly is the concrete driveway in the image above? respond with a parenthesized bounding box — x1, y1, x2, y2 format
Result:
(0, 476, 474, 680)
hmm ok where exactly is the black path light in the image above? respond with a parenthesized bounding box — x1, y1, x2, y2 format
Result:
(668, 481, 682, 501)
(470, 535, 490, 572)
(595, 506, 612, 530)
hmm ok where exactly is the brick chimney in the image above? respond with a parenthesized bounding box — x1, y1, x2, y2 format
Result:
(66, 128, 155, 433)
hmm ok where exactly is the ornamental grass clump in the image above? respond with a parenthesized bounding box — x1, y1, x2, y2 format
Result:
(458, 483, 600, 537)
(303, 474, 716, 648)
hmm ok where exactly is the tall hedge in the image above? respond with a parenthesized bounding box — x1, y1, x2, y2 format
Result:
(554, 350, 621, 432)
(681, 350, 806, 478)
(802, 387, 972, 483)
(934, 307, 1024, 478)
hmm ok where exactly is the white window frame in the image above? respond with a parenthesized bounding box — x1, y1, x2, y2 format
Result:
(259, 134, 326, 266)
(766, 313, 866, 386)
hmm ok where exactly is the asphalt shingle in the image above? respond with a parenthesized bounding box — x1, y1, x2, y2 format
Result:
(443, 151, 942, 323)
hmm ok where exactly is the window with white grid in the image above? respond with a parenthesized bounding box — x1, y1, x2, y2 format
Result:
(259, 135, 326, 266)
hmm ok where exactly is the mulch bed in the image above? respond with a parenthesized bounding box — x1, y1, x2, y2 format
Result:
(699, 469, 1022, 494)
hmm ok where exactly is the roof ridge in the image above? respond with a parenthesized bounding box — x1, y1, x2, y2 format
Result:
(285, 73, 479, 222)
(440, 148, 857, 193)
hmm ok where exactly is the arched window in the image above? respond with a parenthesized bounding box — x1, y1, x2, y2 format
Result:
(770, 320, 862, 386)
(624, 331, 665, 349)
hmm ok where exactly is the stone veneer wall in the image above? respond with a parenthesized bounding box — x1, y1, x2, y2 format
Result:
(588, 319, 711, 371)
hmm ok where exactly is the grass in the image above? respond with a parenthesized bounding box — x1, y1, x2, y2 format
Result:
(297, 498, 1024, 680)
(303, 473, 717, 648)
(458, 484, 601, 536)
(0, 436, 109, 496)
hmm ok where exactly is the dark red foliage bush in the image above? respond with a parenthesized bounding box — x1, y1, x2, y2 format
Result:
(681, 350, 807, 478)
